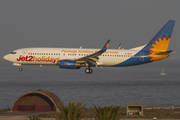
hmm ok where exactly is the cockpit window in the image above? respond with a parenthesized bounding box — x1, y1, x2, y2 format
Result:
(10, 52, 17, 54)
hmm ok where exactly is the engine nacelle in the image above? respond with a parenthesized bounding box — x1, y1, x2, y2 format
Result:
(59, 60, 80, 69)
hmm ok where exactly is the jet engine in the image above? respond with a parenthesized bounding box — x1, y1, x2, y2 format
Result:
(59, 60, 80, 69)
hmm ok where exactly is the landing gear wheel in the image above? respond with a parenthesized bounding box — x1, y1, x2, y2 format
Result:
(19, 68, 23, 71)
(85, 68, 93, 74)
(85, 68, 90, 73)
(89, 69, 93, 74)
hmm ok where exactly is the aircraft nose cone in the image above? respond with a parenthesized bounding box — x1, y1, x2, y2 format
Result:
(3, 55, 9, 61)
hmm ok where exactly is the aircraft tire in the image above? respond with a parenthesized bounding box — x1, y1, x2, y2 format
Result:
(19, 68, 23, 71)
(85, 68, 93, 74)
(85, 68, 89, 73)
(89, 69, 93, 74)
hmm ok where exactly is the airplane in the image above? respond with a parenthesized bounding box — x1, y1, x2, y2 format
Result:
(3, 20, 175, 74)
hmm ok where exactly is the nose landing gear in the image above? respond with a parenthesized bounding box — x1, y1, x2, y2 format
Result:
(19, 67, 23, 71)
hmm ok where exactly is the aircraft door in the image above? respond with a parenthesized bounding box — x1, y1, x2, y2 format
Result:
(140, 52, 144, 61)
(17, 49, 27, 64)
(22, 49, 27, 56)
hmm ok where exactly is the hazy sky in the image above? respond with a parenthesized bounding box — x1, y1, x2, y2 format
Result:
(1, 0, 180, 60)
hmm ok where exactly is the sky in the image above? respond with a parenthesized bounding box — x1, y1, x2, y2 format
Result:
(0, 0, 180, 60)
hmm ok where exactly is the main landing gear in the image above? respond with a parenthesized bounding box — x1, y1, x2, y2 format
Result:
(85, 66, 93, 74)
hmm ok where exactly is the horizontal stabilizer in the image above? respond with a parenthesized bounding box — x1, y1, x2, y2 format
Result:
(155, 50, 173, 55)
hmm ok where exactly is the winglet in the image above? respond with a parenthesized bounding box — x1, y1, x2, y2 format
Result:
(117, 43, 122, 49)
(101, 39, 110, 52)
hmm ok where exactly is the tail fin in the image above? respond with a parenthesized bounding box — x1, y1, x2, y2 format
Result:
(130, 20, 175, 63)
(142, 20, 175, 52)
(114, 20, 175, 66)
(141, 20, 175, 62)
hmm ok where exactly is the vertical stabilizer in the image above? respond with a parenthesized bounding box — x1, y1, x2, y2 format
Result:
(142, 20, 175, 52)
(115, 20, 175, 66)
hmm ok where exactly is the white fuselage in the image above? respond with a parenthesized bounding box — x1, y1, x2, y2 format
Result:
(4, 48, 139, 67)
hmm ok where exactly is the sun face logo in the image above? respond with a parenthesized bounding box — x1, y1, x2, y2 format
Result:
(148, 35, 171, 62)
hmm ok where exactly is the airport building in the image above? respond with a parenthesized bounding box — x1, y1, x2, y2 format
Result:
(127, 104, 143, 116)
(11, 89, 61, 111)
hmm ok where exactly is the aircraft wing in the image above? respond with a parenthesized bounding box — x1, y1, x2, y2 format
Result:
(75, 39, 110, 66)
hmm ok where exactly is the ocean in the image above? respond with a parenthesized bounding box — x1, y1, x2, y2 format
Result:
(0, 59, 180, 109)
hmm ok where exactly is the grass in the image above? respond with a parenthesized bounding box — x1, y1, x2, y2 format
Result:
(29, 116, 41, 120)
(0, 108, 10, 112)
(37, 113, 55, 118)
